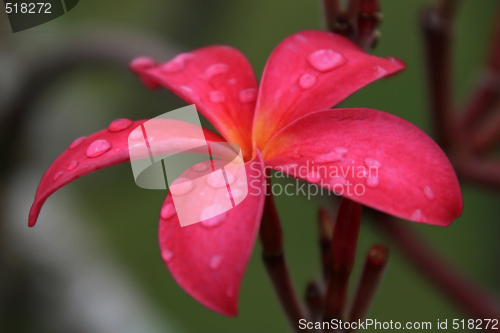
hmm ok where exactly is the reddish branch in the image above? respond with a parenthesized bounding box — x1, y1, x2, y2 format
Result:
(260, 178, 307, 332)
(348, 245, 389, 329)
(373, 211, 500, 321)
(323, 198, 362, 321)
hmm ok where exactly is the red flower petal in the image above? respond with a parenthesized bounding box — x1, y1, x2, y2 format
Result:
(133, 47, 258, 160)
(262, 109, 462, 226)
(28, 119, 224, 227)
(158, 151, 266, 316)
(252, 30, 405, 150)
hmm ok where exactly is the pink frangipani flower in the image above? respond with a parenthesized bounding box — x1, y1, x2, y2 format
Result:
(28, 30, 462, 316)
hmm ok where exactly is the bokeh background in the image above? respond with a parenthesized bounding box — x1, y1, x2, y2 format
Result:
(1, 0, 499, 332)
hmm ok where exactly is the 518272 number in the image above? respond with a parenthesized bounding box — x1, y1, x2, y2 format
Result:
(5, 3, 51, 14)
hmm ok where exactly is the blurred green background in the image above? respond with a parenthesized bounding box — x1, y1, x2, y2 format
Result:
(1, 0, 499, 332)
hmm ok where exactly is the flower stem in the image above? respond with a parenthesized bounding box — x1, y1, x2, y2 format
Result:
(372, 211, 500, 320)
(318, 207, 334, 279)
(323, 198, 362, 321)
(305, 281, 324, 321)
(460, 3, 500, 135)
(420, 3, 458, 151)
(259, 179, 307, 332)
(347, 245, 388, 330)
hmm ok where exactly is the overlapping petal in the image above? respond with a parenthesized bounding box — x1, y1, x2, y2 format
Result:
(29, 119, 224, 227)
(158, 151, 266, 316)
(262, 109, 462, 226)
(132, 47, 258, 159)
(252, 30, 405, 150)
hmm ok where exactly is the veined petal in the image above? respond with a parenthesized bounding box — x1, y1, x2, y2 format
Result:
(158, 151, 266, 316)
(262, 109, 462, 226)
(132, 47, 258, 159)
(28, 119, 224, 227)
(253, 30, 405, 150)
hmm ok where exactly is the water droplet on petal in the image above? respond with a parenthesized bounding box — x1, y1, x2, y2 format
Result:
(161, 203, 176, 220)
(228, 78, 237, 85)
(424, 186, 435, 200)
(411, 209, 427, 223)
(108, 118, 133, 132)
(203, 63, 229, 80)
(238, 89, 257, 104)
(315, 152, 344, 163)
(226, 189, 245, 200)
(170, 177, 195, 195)
(161, 53, 194, 73)
(86, 140, 111, 158)
(335, 147, 348, 155)
(67, 161, 79, 171)
(308, 49, 346, 72)
(374, 65, 388, 78)
(307, 171, 321, 183)
(201, 205, 226, 227)
(209, 255, 223, 270)
(207, 172, 227, 188)
(209, 91, 225, 103)
(129, 128, 143, 140)
(366, 176, 380, 188)
(161, 249, 174, 262)
(330, 176, 346, 187)
(292, 151, 302, 159)
(192, 162, 209, 172)
(295, 34, 308, 43)
(53, 171, 64, 181)
(69, 136, 87, 150)
(364, 158, 382, 169)
(226, 285, 235, 298)
(299, 74, 317, 89)
(180, 86, 199, 100)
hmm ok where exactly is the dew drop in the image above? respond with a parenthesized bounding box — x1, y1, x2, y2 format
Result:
(315, 151, 344, 163)
(411, 209, 427, 223)
(292, 151, 302, 159)
(108, 118, 133, 132)
(200, 205, 226, 227)
(161, 203, 176, 220)
(207, 172, 227, 188)
(226, 189, 245, 200)
(366, 176, 380, 188)
(423, 186, 435, 200)
(307, 171, 321, 183)
(203, 63, 229, 80)
(161, 249, 174, 262)
(330, 176, 346, 187)
(69, 136, 87, 150)
(299, 74, 317, 89)
(238, 89, 257, 103)
(364, 158, 382, 169)
(335, 147, 348, 155)
(228, 78, 237, 85)
(170, 177, 195, 196)
(308, 49, 346, 72)
(161, 53, 194, 73)
(226, 285, 235, 298)
(374, 65, 388, 79)
(209, 91, 225, 103)
(209, 255, 223, 270)
(86, 140, 111, 158)
(192, 162, 209, 172)
(295, 34, 308, 43)
(53, 171, 64, 181)
(129, 128, 143, 140)
(67, 161, 79, 171)
(130, 57, 157, 73)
